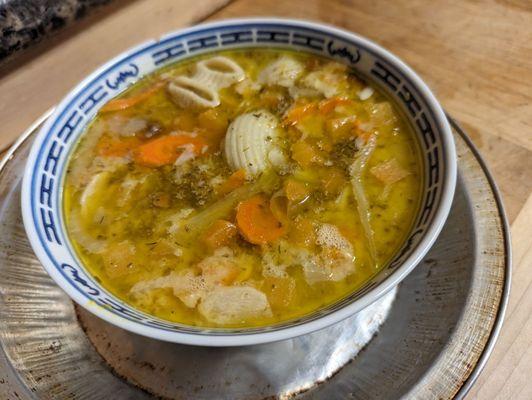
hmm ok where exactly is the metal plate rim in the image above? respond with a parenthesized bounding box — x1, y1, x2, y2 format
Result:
(447, 117, 512, 399)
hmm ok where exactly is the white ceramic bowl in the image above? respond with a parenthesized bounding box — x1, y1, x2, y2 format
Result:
(21, 18, 456, 346)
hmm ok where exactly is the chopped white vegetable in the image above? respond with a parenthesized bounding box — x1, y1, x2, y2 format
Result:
(358, 86, 374, 101)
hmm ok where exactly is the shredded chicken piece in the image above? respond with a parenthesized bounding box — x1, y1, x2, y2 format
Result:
(197, 247, 240, 285)
(370, 158, 410, 185)
(261, 228, 356, 285)
(299, 62, 347, 98)
(301, 224, 355, 283)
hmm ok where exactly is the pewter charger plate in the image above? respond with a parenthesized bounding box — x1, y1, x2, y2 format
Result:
(0, 112, 510, 399)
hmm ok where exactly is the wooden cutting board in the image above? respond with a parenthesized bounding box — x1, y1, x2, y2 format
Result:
(0, 1, 530, 398)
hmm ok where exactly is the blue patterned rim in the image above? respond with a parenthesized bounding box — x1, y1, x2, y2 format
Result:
(21, 18, 456, 346)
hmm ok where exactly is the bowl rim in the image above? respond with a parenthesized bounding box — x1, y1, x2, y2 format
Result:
(21, 17, 457, 346)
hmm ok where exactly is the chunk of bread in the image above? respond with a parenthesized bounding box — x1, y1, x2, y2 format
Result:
(198, 286, 272, 324)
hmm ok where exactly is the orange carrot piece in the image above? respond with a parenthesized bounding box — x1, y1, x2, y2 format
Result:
(283, 97, 354, 126)
(283, 102, 318, 126)
(318, 97, 353, 114)
(133, 134, 208, 167)
(236, 194, 285, 245)
(202, 220, 238, 250)
(96, 136, 142, 157)
(284, 178, 310, 202)
(100, 82, 164, 112)
(217, 169, 247, 195)
(291, 141, 324, 168)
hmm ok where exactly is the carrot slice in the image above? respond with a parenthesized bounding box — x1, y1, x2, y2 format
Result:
(100, 82, 164, 112)
(236, 194, 285, 245)
(283, 97, 354, 126)
(202, 219, 238, 250)
(133, 134, 208, 167)
(217, 169, 247, 195)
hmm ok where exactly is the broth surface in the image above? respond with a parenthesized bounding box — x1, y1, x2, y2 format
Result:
(64, 49, 422, 328)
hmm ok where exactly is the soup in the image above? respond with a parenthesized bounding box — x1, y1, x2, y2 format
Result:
(64, 49, 422, 328)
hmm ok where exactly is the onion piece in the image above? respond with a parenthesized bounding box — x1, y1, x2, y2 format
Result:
(349, 135, 378, 266)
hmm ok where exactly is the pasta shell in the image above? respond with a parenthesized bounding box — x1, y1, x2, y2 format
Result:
(167, 56, 246, 109)
(258, 56, 304, 88)
(224, 110, 279, 176)
(194, 56, 245, 90)
(167, 76, 220, 109)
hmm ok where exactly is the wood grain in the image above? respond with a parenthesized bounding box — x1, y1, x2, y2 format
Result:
(466, 195, 532, 400)
(0, 0, 530, 398)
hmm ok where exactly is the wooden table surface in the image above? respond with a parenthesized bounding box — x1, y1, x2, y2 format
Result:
(0, 0, 530, 398)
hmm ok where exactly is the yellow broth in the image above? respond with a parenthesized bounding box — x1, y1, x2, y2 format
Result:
(64, 49, 422, 328)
